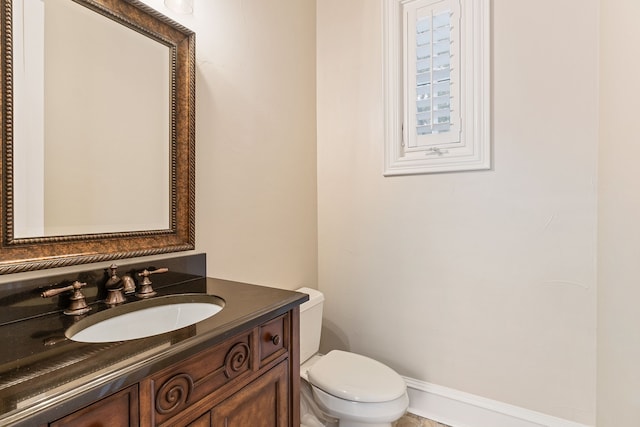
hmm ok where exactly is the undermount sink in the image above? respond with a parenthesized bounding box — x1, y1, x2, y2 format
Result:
(65, 294, 225, 343)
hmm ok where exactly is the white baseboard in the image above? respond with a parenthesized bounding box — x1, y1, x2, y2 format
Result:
(402, 377, 592, 427)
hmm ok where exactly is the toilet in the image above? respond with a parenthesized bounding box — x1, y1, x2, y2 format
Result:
(297, 287, 409, 427)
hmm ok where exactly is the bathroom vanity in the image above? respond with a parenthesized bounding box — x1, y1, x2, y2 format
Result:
(0, 255, 307, 426)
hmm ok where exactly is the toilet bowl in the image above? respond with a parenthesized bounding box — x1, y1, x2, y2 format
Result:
(297, 287, 409, 427)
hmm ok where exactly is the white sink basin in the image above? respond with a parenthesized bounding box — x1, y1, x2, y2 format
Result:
(66, 294, 225, 343)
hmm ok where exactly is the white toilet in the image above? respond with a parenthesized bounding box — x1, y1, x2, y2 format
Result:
(297, 287, 409, 427)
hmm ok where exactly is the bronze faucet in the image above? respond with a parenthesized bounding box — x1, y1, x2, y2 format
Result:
(41, 281, 91, 315)
(121, 274, 136, 294)
(104, 264, 170, 302)
(104, 264, 125, 305)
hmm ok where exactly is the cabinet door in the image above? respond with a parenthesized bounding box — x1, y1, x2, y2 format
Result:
(186, 411, 212, 427)
(212, 361, 289, 427)
(49, 385, 139, 427)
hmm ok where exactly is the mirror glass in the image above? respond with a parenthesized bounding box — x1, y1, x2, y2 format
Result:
(0, 0, 196, 274)
(13, 0, 170, 237)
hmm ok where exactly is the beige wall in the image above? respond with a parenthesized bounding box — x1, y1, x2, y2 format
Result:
(598, 1, 640, 425)
(317, 0, 598, 424)
(153, 0, 318, 289)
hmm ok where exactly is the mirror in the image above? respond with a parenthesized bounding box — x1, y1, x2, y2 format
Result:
(0, 0, 196, 274)
(14, 0, 171, 238)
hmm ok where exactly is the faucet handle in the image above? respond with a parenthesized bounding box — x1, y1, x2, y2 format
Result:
(42, 281, 91, 316)
(136, 267, 168, 298)
(143, 267, 169, 277)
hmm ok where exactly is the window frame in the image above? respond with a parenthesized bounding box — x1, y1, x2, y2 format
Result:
(383, 0, 491, 176)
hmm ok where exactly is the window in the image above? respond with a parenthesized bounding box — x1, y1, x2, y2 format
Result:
(384, 0, 490, 175)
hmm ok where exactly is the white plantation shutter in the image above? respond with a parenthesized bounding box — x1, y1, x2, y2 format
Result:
(384, 0, 491, 175)
(404, 0, 461, 148)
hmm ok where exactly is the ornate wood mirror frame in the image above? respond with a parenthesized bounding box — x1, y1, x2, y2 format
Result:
(0, 0, 195, 274)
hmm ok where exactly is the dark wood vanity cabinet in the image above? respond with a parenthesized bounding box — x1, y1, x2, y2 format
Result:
(182, 361, 289, 427)
(209, 361, 289, 427)
(45, 309, 299, 427)
(49, 385, 139, 427)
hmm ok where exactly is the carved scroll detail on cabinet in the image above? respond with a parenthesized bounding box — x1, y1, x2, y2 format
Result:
(224, 342, 251, 379)
(156, 373, 194, 414)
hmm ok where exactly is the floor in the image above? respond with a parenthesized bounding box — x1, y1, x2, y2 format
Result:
(393, 413, 451, 427)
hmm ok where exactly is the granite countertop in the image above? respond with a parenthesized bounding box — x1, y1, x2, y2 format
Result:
(0, 275, 308, 426)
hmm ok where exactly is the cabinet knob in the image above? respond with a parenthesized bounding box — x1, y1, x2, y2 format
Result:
(270, 335, 281, 346)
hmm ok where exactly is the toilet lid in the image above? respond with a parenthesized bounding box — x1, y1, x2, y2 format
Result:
(307, 350, 406, 403)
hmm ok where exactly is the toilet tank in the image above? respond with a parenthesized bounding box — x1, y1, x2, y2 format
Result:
(296, 287, 324, 364)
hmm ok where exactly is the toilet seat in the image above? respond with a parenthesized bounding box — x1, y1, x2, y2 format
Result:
(311, 385, 409, 423)
(307, 350, 406, 403)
